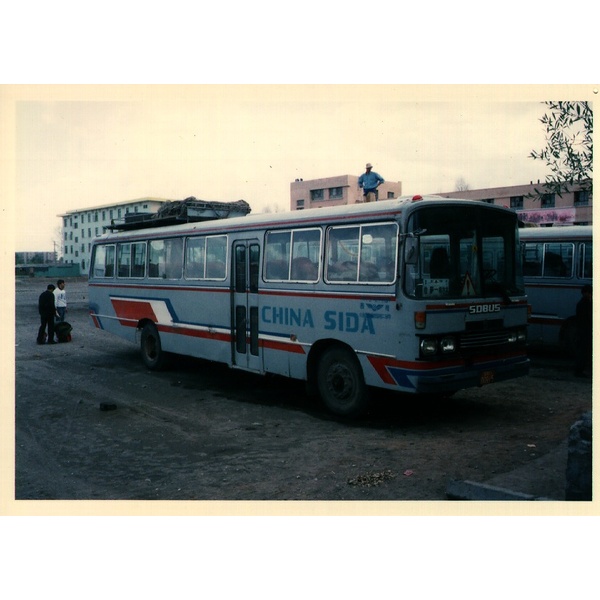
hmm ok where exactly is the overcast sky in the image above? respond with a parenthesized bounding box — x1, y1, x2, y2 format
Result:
(5, 85, 594, 252)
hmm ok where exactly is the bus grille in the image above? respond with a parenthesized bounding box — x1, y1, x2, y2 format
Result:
(460, 330, 511, 349)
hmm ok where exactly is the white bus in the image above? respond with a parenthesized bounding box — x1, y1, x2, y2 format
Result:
(88, 196, 529, 416)
(520, 225, 592, 354)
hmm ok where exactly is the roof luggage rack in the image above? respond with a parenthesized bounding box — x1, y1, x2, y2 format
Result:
(107, 197, 252, 231)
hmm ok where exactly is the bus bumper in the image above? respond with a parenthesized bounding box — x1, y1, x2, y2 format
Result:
(412, 355, 530, 395)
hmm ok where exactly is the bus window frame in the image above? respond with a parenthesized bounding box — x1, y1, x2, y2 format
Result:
(324, 221, 398, 285)
(184, 234, 228, 281)
(148, 237, 184, 280)
(117, 241, 147, 279)
(91, 243, 116, 278)
(263, 227, 322, 284)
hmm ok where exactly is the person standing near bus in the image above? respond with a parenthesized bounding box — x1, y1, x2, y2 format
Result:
(358, 163, 384, 203)
(574, 284, 592, 377)
(37, 284, 56, 344)
(54, 279, 67, 322)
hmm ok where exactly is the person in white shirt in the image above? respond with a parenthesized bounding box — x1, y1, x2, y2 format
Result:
(54, 279, 67, 322)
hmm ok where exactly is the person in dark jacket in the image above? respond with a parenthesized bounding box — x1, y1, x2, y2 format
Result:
(574, 284, 592, 377)
(37, 284, 57, 344)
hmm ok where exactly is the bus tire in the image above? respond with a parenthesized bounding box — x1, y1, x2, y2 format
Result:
(317, 346, 369, 417)
(140, 322, 170, 371)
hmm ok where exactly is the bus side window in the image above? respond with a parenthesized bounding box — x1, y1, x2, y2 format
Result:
(131, 242, 146, 278)
(580, 241, 593, 279)
(185, 237, 206, 279)
(265, 231, 291, 281)
(543, 243, 573, 278)
(104, 245, 115, 277)
(523, 243, 542, 276)
(117, 243, 131, 278)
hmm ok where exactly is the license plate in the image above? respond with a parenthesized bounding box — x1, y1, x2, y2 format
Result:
(479, 370, 495, 386)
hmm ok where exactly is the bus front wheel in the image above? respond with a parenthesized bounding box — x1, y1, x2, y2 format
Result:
(140, 322, 169, 370)
(317, 346, 369, 417)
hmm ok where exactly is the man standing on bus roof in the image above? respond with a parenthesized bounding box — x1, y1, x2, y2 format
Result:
(358, 163, 384, 203)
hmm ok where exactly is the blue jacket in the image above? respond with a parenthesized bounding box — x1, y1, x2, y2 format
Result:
(358, 170, 384, 191)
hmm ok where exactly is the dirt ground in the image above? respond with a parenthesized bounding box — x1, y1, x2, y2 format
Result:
(10, 277, 593, 508)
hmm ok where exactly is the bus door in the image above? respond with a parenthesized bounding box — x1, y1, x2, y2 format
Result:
(232, 239, 262, 371)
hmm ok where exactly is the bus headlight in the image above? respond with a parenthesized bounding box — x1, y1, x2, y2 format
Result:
(420, 338, 438, 356)
(517, 329, 527, 343)
(507, 331, 518, 343)
(440, 337, 456, 353)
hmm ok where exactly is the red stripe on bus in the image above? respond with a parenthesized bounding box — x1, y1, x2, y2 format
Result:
(111, 299, 158, 325)
(261, 339, 306, 354)
(367, 349, 527, 384)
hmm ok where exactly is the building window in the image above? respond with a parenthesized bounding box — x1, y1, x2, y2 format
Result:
(482, 198, 495, 204)
(310, 189, 324, 201)
(296, 199, 305, 210)
(387, 192, 395, 199)
(329, 187, 343, 200)
(541, 193, 555, 208)
(102, 210, 106, 220)
(88, 214, 91, 223)
(574, 190, 590, 206)
(94, 212, 99, 222)
(109, 209, 114, 219)
(510, 196, 523, 209)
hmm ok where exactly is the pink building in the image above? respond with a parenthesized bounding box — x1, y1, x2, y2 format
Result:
(290, 175, 402, 211)
(436, 180, 592, 226)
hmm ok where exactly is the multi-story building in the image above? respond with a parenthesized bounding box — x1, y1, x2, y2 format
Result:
(290, 175, 402, 211)
(58, 197, 168, 273)
(436, 180, 592, 226)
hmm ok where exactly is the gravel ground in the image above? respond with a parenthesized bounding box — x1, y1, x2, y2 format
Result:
(10, 277, 594, 512)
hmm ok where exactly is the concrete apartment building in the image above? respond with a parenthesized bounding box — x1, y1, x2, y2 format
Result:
(59, 197, 168, 273)
(437, 180, 593, 227)
(290, 175, 402, 211)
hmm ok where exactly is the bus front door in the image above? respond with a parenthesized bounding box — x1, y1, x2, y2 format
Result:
(232, 240, 262, 372)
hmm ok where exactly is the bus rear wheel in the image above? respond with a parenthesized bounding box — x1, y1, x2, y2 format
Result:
(317, 346, 368, 417)
(140, 322, 170, 370)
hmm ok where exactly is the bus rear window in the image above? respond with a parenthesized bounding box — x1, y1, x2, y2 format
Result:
(91, 244, 115, 278)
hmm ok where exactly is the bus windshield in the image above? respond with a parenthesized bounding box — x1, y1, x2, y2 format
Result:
(404, 205, 524, 300)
